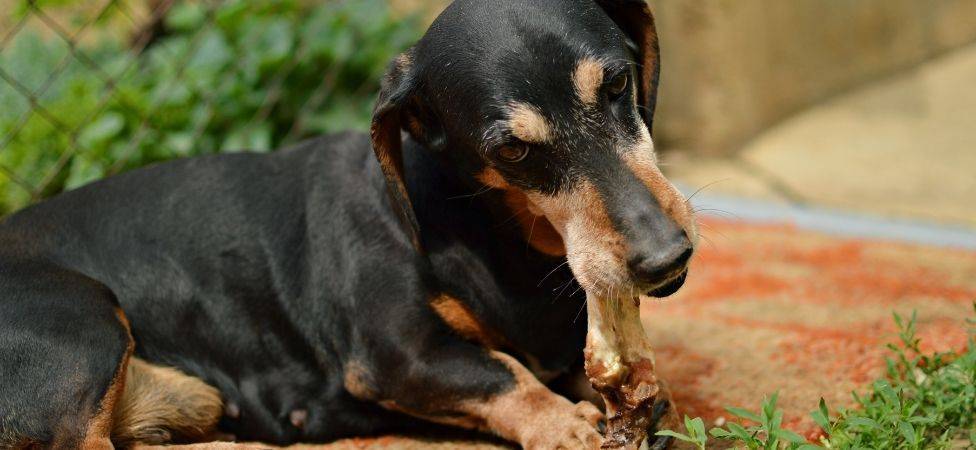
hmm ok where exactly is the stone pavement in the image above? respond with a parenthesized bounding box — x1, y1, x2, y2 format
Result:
(665, 42, 976, 229)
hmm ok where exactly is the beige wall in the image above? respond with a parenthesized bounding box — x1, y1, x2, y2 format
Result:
(394, 0, 976, 153)
(654, 0, 976, 153)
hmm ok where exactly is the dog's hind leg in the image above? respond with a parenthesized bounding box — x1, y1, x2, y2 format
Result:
(0, 261, 223, 449)
(111, 358, 223, 447)
(0, 263, 133, 450)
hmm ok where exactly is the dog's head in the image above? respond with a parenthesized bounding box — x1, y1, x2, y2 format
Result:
(372, 0, 697, 299)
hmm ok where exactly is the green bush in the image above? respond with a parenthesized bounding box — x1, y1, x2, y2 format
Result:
(0, 0, 421, 214)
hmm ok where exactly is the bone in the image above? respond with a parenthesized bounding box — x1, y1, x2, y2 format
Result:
(584, 292, 666, 449)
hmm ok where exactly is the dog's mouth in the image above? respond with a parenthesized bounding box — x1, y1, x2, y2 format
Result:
(645, 269, 688, 298)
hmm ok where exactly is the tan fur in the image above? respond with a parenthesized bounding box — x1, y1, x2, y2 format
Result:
(80, 308, 135, 450)
(507, 102, 552, 144)
(371, 351, 603, 448)
(134, 444, 270, 450)
(527, 182, 629, 293)
(477, 169, 567, 257)
(111, 358, 223, 447)
(430, 294, 504, 348)
(460, 352, 604, 449)
(342, 361, 378, 401)
(394, 52, 411, 72)
(524, 125, 697, 294)
(502, 189, 566, 257)
(476, 168, 509, 189)
(573, 58, 604, 106)
(377, 399, 487, 431)
(621, 129, 699, 246)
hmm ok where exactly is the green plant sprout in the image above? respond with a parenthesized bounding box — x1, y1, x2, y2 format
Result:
(657, 303, 976, 449)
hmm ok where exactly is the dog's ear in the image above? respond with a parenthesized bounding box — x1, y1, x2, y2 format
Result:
(596, 0, 661, 133)
(372, 49, 423, 251)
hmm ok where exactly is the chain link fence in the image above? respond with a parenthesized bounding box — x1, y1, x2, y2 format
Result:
(0, 0, 421, 215)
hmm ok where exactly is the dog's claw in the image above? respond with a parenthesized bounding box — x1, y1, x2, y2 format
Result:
(642, 399, 674, 449)
(650, 435, 674, 450)
(649, 399, 671, 427)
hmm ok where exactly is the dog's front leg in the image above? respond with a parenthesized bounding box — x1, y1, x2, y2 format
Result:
(345, 337, 603, 449)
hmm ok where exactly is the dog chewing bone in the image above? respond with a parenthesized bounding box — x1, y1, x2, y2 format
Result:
(585, 293, 667, 449)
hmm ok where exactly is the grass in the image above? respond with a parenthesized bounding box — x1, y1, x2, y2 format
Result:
(657, 303, 976, 449)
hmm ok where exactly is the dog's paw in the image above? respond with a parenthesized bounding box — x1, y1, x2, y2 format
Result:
(642, 381, 681, 450)
(519, 400, 603, 449)
(645, 398, 677, 450)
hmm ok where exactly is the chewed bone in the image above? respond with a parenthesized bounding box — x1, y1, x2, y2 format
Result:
(584, 293, 663, 449)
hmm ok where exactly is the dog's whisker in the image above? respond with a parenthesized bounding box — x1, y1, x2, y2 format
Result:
(697, 232, 717, 250)
(495, 207, 528, 228)
(572, 278, 601, 324)
(538, 260, 570, 287)
(553, 277, 577, 301)
(572, 294, 588, 324)
(685, 178, 730, 204)
(446, 185, 493, 201)
(525, 215, 539, 253)
(696, 221, 730, 240)
(692, 208, 739, 219)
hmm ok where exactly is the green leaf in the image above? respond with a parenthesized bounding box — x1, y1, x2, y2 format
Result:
(654, 430, 693, 442)
(220, 124, 272, 152)
(796, 445, 824, 450)
(78, 112, 124, 147)
(686, 416, 707, 439)
(811, 411, 830, 432)
(726, 422, 754, 441)
(772, 429, 808, 444)
(166, 2, 206, 31)
(846, 417, 880, 429)
(897, 421, 917, 446)
(726, 406, 762, 423)
(709, 428, 732, 438)
(64, 157, 105, 190)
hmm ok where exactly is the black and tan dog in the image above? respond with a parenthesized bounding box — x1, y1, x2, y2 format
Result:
(0, 0, 697, 448)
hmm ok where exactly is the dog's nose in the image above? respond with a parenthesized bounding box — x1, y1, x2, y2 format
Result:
(627, 234, 693, 284)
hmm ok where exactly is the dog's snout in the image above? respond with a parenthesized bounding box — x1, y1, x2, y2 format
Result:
(627, 233, 693, 284)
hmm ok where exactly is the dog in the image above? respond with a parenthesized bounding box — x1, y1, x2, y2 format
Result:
(0, 0, 696, 448)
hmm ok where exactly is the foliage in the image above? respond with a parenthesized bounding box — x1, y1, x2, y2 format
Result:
(657, 304, 976, 449)
(0, 0, 421, 214)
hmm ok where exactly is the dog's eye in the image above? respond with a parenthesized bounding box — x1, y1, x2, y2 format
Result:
(497, 144, 529, 163)
(607, 72, 629, 101)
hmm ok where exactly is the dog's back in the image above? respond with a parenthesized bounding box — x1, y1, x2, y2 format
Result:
(0, 131, 422, 445)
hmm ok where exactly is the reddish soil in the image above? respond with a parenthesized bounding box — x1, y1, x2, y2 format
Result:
(643, 217, 976, 440)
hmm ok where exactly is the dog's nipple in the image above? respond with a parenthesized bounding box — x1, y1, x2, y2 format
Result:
(290, 409, 308, 429)
(224, 402, 241, 419)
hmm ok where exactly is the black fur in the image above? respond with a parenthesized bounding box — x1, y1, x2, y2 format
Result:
(0, 0, 683, 447)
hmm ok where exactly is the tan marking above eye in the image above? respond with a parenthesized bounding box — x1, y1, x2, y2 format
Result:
(507, 102, 552, 144)
(573, 57, 605, 105)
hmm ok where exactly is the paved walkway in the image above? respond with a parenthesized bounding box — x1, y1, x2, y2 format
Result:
(666, 42, 976, 230)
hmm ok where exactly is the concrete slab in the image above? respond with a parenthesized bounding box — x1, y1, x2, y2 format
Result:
(667, 42, 976, 229)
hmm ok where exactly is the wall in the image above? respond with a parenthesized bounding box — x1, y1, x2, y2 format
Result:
(392, 0, 976, 153)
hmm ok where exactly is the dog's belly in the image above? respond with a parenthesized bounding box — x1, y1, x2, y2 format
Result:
(126, 294, 417, 445)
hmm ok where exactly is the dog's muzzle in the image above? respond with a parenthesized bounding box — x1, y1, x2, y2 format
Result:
(646, 269, 688, 298)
